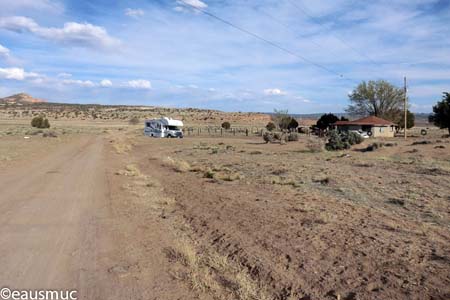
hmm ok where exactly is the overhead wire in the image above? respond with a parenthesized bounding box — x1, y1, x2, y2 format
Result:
(177, 0, 359, 84)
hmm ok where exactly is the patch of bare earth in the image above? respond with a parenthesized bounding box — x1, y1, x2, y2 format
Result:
(128, 133, 450, 300)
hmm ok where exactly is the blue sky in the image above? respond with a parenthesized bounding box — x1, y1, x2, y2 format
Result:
(0, 0, 449, 113)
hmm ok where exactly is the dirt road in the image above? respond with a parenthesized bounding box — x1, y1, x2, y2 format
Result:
(0, 135, 198, 300)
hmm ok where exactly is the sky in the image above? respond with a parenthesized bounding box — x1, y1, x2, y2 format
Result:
(0, 0, 449, 113)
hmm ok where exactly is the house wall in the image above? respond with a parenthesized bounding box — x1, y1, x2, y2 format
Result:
(372, 126, 395, 137)
(336, 125, 395, 137)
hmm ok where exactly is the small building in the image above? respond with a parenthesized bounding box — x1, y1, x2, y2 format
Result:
(332, 116, 396, 138)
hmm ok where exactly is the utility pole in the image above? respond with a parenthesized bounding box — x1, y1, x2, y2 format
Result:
(404, 76, 407, 140)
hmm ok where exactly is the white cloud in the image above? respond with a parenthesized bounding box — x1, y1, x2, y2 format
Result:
(0, 0, 64, 15)
(0, 16, 120, 50)
(176, 0, 207, 9)
(62, 79, 95, 87)
(57, 72, 72, 78)
(125, 8, 145, 18)
(127, 79, 151, 89)
(263, 88, 287, 96)
(0, 44, 10, 58)
(0, 67, 40, 80)
(100, 79, 112, 87)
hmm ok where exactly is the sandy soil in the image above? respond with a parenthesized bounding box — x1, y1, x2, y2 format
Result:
(0, 132, 202, 300)
(0, 124, 449, 300)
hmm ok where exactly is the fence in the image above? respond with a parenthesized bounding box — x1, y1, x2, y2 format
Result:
(183, 126, 265, 137)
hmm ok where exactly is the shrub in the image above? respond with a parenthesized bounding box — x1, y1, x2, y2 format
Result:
(345, 131, 364, 145)
(266, 122, 276, 131)
(287, 132, 299, 141)
(288, 118, 299, 131)
(364, 142, 383, 152)
(43, 131, 58, 138)
(273, 132, 282, 140)
(31, 116, 50, 128)
(316, 113, 339, 130)
(325, 130, 364, 151)
(263, 132, 273, 143)
(325, 130, 350, 151)
(221, 121, 231, 130)
(306, 139, 324, 152)
(129, 116, 140, 125)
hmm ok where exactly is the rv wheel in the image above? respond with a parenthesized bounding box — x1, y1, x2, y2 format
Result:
(367, 131, 373, 137)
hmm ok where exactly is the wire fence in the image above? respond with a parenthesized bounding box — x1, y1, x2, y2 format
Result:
(183, 126, 266, 137)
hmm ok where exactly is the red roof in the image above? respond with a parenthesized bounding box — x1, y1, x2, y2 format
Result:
(334, 116, 395, 126)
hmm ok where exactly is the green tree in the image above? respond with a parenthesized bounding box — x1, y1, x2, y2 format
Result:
(398, 110, 415, 129)
(31, 116, 43, 128)
(288, 118, 299, 131)
(221, 121, 231, 130)
(429, 92, 450, 134)
(271, 109, 289, 129)
(316, 113, 339, 130)
(266, 122, 276, 131)
(346, 80, 405, 121)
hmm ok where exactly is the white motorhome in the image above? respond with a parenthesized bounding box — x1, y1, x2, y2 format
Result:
(144, 117, 184, 138)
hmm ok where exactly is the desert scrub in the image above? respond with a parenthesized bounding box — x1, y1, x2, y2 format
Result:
(162, 156, 191, 172)
(306, 138, 324, 152)
(325, 130, 363, 151)
(165, 236, 272, 300)
(287, 132, 299, 141)
(116, 164, 142, 177)
(203, 169, 215, 179)
(31, 116, 50, 128)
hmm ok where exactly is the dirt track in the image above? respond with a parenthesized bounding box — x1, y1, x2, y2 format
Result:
(1, 131, 449, 300)
(0, 135, 199, 300)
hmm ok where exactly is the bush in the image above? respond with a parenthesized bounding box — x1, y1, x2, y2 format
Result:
(287, 132, 299, 141)
(263, 132, 273, 143)
(129, 116, 140, 125)
(325, 130, 350, 151)
(316, 113, 339, 130)
(266, 122, 276, 131)
(345, 131, 364, 145)
(31, 116, 50, 128)
(288, 118, 299, 131)
(43, 131, 58, 138)
(364, 142, 383, 152)
(221, 121, 231, 130)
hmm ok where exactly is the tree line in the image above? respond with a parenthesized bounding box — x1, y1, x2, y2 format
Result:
(264, 80, 449, 133)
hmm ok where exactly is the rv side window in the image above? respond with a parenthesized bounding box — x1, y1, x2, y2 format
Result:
(146, 122, 150, 127)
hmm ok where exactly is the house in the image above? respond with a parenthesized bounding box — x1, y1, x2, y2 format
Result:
(332, 116, 396, 138)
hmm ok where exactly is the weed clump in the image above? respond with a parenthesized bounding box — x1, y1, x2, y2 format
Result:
(162, 156, 191, 172)
(31, 116, 50, 128)
(287, 132, 299, 141)
(325, 130, 363, 151)
(43, 131, 58, 138)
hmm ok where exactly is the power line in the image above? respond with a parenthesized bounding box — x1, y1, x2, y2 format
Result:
(178, 0, 358, 84)
(286, 0, 380, 66)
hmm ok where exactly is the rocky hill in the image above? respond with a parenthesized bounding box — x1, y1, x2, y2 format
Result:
(0, 93, 46, 105)
(0, 93, 270, 126)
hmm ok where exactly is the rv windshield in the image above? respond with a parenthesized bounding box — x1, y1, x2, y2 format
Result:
(165, 125, 180, 130)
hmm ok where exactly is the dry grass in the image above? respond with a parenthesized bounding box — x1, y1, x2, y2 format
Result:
(162, 156, 191, 172)
(167, 236, 272, 300)
(115, 164, 142, 177)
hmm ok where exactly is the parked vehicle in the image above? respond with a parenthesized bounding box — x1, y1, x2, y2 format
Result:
(350, 130, 370, 139)
(144, 117, 184, 138)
